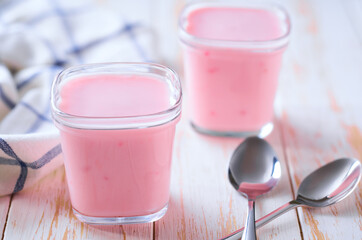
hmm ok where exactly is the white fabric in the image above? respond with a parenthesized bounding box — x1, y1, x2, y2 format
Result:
(0, 0, 153, 196)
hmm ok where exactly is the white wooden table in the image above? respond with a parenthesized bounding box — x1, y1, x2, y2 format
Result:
(1, 0, 362, 239)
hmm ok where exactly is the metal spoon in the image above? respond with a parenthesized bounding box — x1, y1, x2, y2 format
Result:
(228, 137, 281, 240)
(221, 157, 361, 240)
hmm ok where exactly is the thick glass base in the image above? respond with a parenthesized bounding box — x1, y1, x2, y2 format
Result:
(73, 204, 168, 225)
(191, 122, 274, 138)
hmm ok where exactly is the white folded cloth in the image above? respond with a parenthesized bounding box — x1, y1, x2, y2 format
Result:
(0, 0, 153, 196)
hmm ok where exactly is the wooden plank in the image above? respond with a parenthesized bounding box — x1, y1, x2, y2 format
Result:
(0, 195, 11, 238)
(3, 167, 152, 240)
(256, 120, 302, 240)
(155, 102, 301, 239)
(277, 0, 362, 239)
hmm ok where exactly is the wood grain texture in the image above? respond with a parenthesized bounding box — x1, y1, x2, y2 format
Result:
(3, 167, 152, 240)
(0, 195, 10, 238)
(277, 0, 362, 239)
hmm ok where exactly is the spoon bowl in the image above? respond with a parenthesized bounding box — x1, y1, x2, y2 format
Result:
(221, 157, 361, 240)
(228, 136, 281, 240)
(296, 158, 361, 207)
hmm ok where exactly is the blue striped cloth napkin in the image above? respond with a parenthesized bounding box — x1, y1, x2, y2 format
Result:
(0, 0, 153, 196)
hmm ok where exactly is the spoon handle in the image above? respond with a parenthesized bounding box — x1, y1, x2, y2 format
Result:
(220, 200, 299, 240)
(242, 200, 257, 240)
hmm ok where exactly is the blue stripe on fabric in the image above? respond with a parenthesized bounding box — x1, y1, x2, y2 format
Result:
(0, 138, 27, 193)
(16, 71, 42, 90)
(50, 65, 62, 83)
(26, 103, 51, 133)
(26, 118, 44, 134)
(26, 69, 59, 133)
(0, 145, 62, 169)
(125, 23, 149, 61)
(13, 161, 28, 193)
(0, 0, 25, 14)
(50, 0, 82, 63)
(0, 138, 62, 194)
(25, 28, 65, 72)
(0, 138, 19, 159)
(17, 65, 63, 90)
(27, 6, 90, 26)
(27, 144, 62, 169)
(0, 157, 19, 166)
(0, 85, 16, 109)
(68, 23, 140, 54)
(19, 66, 61, 133)
(37, 36, 66, 67)
(41, 38, 58, 61)
(20, 102, 52, 122)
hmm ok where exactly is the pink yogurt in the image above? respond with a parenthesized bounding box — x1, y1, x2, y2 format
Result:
(51, 63, 182, 224)
(179, 2, 290, 136)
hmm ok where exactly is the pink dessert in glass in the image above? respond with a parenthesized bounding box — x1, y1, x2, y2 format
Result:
(179, 2, 290, 137)
(51, 63, 182, 225)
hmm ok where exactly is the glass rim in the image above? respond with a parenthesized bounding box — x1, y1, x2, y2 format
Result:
(50, 62, 182, 129)
(178, 1, 291, 49)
